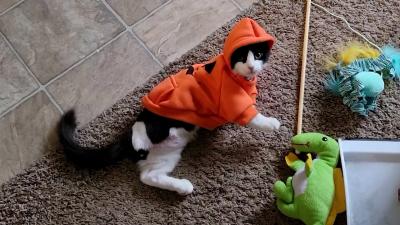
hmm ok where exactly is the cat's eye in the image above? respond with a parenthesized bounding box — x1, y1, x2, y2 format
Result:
(255, 52, 263, 59)
(238, 56, 245, 62)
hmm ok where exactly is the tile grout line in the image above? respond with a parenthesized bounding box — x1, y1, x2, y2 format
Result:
(1, 27, 126, 117)
(0, 0, 129, 118)
(130, 0, 173, 28)
(0, 89, 41, 119)
(42, 88, 64, 114)
(0, 0, 170, 120)
(230, 0, 244, 11)
(128, 0, 171, 68)
(44, 30, 127, 88)
(0, 0, 25, 17)
(101, 0, 164, 68)
(0, 31, 64, 117)
(0, 0, 165, 119)
(129, 30, 164, 68)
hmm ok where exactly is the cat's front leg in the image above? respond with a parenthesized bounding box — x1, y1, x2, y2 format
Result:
(247, 113, 281, 131)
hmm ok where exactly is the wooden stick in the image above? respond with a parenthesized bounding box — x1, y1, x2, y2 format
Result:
(296, 0, 312, 135)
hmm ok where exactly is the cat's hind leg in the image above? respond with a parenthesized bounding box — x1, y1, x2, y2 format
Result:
(138, 127, 197, 195)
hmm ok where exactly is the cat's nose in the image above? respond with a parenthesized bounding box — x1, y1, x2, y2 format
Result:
(248, 66, 254, 73)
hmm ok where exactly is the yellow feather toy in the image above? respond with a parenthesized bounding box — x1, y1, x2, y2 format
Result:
(325, 42, 380, 70)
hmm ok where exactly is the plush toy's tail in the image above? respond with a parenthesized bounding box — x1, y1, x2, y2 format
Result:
(382, 45, 400, 79)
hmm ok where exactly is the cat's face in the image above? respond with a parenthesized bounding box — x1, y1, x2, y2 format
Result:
(230, 42, 270, 80)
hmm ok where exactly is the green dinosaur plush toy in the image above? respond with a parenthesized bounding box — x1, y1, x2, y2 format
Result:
(273, 133, 346, 225)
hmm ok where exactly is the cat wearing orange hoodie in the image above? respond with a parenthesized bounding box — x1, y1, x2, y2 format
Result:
(59, 18, 281, 195)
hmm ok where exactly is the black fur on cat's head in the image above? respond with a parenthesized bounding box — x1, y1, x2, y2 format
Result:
(230, 41, 271, 79)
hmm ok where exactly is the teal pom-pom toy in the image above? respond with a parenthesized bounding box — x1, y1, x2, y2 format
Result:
(324, 42, 400, 116)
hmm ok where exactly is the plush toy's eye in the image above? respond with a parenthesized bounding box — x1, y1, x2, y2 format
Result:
(255, 52, 263, 59)
(322, 137, 328, 141)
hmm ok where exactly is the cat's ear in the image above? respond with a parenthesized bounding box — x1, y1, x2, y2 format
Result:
(254, 41, 271, 63)
(230, 44, 248, 69)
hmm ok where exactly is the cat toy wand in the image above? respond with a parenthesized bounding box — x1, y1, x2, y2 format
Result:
(296, 0, 311, 135)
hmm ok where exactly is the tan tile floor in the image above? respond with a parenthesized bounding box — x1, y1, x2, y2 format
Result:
(0, 0, 257, 184)
(0, 0, 20, 14)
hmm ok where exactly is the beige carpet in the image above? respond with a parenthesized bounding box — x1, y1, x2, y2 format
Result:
(1, 0, 399, 224)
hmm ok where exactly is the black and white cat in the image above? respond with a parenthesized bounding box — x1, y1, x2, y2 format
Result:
(59, 41, 280, 195)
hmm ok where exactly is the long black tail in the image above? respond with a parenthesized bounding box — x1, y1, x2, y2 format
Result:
(58, 110, 135, 168)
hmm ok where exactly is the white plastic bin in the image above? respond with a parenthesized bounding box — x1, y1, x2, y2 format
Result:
(339, 139, 400, 225)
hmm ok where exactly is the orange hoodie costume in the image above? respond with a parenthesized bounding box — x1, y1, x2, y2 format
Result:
(142, 18, 275, 130)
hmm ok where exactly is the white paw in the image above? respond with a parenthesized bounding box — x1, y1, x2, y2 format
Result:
(175, 179, 194, 195)
(132, 122, 152, 150)
(265, 117, 281, 130)
(248, 113, 280, 132)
